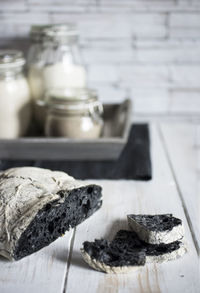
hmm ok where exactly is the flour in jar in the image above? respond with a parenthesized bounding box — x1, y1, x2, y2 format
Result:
(28, 63, 86, 100)
(0, 50, 31, 138)
(0, 77, 31, 138)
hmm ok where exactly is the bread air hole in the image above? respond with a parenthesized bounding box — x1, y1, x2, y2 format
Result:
(82, 199, 90, 215)
(48, 221, 54, 234)
(87, 187, 93, 194)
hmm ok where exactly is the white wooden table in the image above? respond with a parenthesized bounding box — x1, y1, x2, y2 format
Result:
(0, 123, 199, 293)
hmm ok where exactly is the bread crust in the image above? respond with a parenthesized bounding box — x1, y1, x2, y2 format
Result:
(81, 249, 141, 274)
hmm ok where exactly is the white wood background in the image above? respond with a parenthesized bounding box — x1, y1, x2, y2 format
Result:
(0, 122, 199, 293)
(0, 0, 200, 118)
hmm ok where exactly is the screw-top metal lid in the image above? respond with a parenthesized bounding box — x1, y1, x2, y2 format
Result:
(30, 24, 78, 42)
(45, 88, 103, 114)
(0, 50, 25, 70)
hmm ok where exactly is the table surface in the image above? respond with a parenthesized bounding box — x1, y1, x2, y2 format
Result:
(0, 122, 199, 293)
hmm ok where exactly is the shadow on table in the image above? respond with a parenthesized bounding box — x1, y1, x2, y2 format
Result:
(103, 218, 129, 240)
(54, 248, 89, 270)
(70, 250, 90, 270)
(54, 248, 70, 263)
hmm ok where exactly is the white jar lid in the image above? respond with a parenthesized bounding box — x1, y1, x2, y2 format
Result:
(0, 50, 25, 70)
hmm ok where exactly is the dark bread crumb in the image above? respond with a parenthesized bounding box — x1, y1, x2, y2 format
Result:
(113, 230, 182, 256)
(128, 214, 182, 232)
(14, 185, 102, 260)
(83, 237, 146, 267)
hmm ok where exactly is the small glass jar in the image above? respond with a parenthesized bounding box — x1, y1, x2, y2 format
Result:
(27, 24, 86, 102)
(0, 50, 31, 138)
(45, 88, 103, 139)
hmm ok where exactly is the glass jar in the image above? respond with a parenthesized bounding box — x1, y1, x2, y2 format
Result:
(45, 88, 103, 139)
(0, 50, 31, 138)
(27, 24, 87, 102)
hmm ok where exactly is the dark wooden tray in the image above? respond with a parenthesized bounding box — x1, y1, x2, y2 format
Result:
(0, 99, 132, 160)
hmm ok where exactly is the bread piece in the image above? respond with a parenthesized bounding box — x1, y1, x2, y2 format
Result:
(127, 214, 184, 244)
(81, 238, 146, 274)
(81, 230, 187, 273)
(113, 230, 187, 264)
(0, 167, 102, 261)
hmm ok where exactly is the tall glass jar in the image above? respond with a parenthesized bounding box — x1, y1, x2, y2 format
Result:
(0, 50, 31, 138)
(27, 24, 87, 102)
(45, 88, 103, 139)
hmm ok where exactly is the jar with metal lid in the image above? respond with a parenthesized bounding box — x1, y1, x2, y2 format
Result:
(27, 24, 87, 102)
(45, 88, 103, 138)
(0, 50, 31, 138)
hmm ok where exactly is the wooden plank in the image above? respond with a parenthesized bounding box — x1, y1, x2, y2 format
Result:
(65, 124, 199, 293)
(159, 123, 200, 253)
(0, 230, 74, 293)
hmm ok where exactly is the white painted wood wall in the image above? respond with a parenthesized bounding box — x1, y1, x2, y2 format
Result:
(0, 0, 200, 118)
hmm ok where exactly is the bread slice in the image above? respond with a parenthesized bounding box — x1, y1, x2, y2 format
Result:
(81, 230, 187, 273)
(81, 238, 146, 274)
(0, 167, 102, 261)
(127, 214, 184, 244)
(113, 230, 187, 264)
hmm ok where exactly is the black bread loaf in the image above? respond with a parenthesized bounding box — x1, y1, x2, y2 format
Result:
(0, 167, 102, 261)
